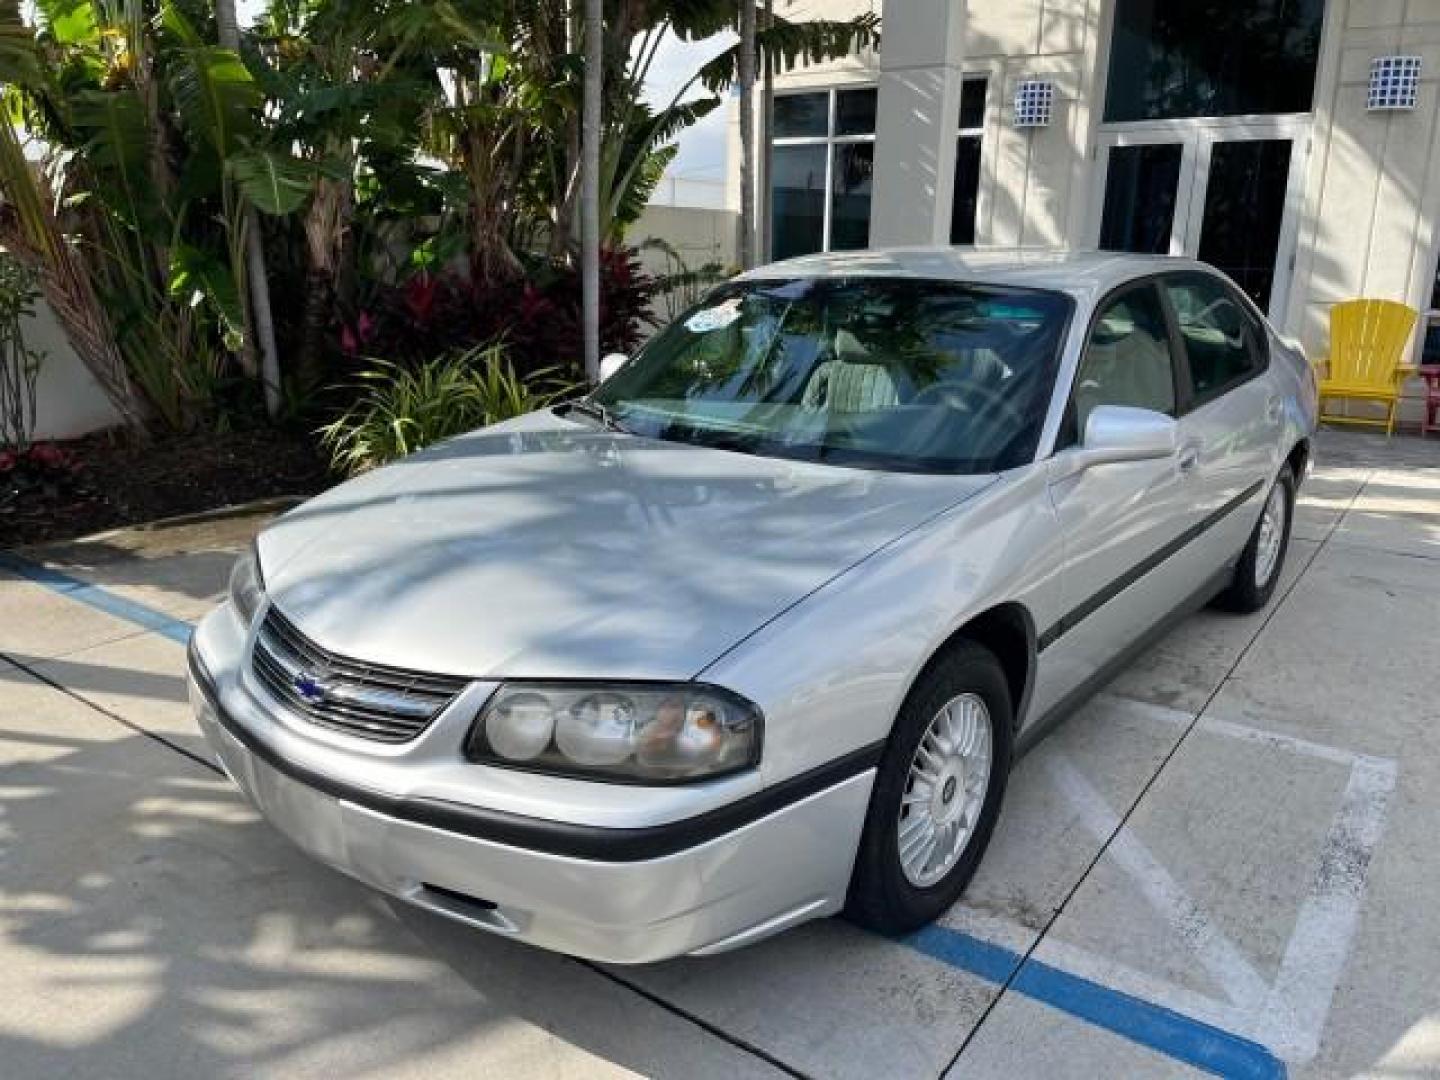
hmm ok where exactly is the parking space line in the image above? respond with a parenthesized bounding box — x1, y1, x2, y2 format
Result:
(1269, 755, 1396, 1061)
(0, 649, 224, 779)
(0, 548, 1323, 1078)
(906, 925, 1286, 1078)
(0, 553, 194, 645)
(1046, 756, 1278, 1014)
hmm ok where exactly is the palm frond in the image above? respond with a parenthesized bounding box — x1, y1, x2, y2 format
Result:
(697, 14, 881, 93)
(168, 242, 243, 339)
(612, 144, 674, 238)
(0, 119, 143, 428)
(70, 88, 151, 225)
(166, 43, 261, 157)
(227, 148, 316, 215)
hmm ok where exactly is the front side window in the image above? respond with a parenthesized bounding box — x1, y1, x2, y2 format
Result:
(1067, 285, 1177, 445)
(771, 88, 876, 259)
(591, 278, 1074, 474)
(1162, 274, 1266, 401)
(1104, 0, 1324, 122)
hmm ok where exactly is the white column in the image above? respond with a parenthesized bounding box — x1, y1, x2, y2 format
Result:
(869, 0, 967, 247)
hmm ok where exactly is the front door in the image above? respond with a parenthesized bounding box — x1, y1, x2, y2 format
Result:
(1092, 121, 1308, 320)
(1027, 283, 1207, 725)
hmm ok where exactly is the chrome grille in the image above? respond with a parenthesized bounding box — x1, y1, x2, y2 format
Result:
(251, 607, 470, 743)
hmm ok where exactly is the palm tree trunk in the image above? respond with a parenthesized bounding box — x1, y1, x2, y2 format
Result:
(216, 0, 281, 417)
(738, 0, 757, 270)
(297, 141, 353, 388)
(760, 0, 774, 263)
(0, 126, 146, 435)
(548, 6, 581, 263)
(581, 0, 603, 382)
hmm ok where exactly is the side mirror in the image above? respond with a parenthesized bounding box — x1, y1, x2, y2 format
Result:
(1055, 405, 1178, 478)
(599, 352, 628, 382)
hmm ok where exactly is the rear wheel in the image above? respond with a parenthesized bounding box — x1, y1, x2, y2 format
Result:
(846, 641, 1012, 934)
(1215, 465, 1294, 614)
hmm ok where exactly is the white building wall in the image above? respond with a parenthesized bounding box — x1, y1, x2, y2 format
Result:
(725, 0, 881, 226)
(750, 0, 1440, 406)
(753, 0, 1108, 253)
(965, 0, 1104, 250)
(16, 298, 121, 444)
(1288, 0, 1440, 363)
(631, 204, 739, 275)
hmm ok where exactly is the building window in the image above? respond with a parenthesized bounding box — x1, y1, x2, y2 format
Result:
(771, 87, 876, 260)
(1104, 0, 1324, 123)
(951, 78, 987, 246)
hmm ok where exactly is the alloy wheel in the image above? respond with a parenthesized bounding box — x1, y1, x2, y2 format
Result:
(1254, 482, 1288, 589)
(897, 692, 993, 888)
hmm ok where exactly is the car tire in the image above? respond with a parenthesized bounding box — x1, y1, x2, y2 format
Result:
(1214, 464, 1295, 614)
(845, 640, 1013, 935)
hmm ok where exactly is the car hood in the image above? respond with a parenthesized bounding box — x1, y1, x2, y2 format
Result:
(258, 411, 994, 680)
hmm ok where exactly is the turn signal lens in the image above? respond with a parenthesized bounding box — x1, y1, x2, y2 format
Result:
(469, 683, 762, 783)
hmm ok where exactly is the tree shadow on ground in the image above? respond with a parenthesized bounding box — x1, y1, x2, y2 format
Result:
(0, 712, 776, 1079)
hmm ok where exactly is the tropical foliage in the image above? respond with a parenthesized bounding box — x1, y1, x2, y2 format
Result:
(317, 345, 573, 475)
(0, 0, 880, 446)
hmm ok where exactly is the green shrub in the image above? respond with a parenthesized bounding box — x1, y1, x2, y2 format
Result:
(318, 344, 573, 476)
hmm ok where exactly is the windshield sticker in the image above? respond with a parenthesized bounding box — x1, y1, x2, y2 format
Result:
(685, 298, 743, 333)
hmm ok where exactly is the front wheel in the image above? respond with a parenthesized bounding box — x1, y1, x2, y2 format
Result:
(846, 640, 1013, 934)
(1214, 464, 1295, 614)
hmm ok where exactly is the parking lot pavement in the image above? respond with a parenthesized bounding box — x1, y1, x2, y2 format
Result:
(2, 427, 1438, 1079)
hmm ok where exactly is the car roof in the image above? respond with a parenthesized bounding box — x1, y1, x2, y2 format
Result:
(738, 248, 1214, 306)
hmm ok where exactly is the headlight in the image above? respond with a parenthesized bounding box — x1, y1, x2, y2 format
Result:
(469, 683, 762, 783)
(228, 544, 265, 627)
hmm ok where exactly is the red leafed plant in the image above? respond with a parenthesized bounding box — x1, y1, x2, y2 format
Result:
(351, 247, 657, 380)
(0, 442, 86, 515)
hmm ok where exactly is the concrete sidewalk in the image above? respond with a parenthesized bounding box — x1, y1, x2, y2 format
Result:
(2, 428, 1438, 1079)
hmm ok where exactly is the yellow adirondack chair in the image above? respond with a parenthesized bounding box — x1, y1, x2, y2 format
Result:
(1316, 299, 1419, 435)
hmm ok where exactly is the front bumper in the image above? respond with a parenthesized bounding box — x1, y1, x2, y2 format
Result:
(188, 611, 875, 964)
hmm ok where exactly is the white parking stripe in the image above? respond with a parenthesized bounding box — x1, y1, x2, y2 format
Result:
(1266, 755, 1397, 1061)
(1045, 755, 1280, 1015)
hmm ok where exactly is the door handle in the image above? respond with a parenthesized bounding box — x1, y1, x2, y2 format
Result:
(1177, 445, 1201, 475)
(1266, 396, 1284, 424)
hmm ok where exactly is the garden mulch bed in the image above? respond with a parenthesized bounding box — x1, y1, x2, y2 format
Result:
(0, 428, 332, 550)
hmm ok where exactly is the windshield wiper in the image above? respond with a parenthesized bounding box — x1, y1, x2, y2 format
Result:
(565, 398, 629, 434)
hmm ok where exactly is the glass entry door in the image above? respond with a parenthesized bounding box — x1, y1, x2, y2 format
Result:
(1092, 121, 1308, 318)
(1186, 138, 1295, 311)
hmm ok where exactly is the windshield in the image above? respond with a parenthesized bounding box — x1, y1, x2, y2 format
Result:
(590, 276, 1074, 474)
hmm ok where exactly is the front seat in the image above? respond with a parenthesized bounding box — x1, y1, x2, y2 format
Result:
(802, 329, 901, 412)
(1073, 319, 1174, 433)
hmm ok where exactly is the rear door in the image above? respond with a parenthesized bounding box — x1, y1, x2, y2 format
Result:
(1159, 271, 1279, 571)
(1028, 281, 1208, 724)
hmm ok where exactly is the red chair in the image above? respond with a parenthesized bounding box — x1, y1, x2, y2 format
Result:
(1421, 365, 1440, 437)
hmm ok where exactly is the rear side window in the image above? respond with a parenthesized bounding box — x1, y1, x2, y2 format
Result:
(1063, 284, 1177, 446)
(1162, 274, 1267, 401)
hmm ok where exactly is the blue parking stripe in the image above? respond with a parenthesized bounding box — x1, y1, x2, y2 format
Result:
(0, 552, 194, 646)
(3, 549, 1287, 1077)
(906, 925, 1287, 1079)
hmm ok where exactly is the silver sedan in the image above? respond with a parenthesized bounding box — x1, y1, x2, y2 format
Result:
(188, 250, 1318, 963)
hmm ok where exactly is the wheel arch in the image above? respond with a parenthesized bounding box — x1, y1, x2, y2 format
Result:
(913, 602, 1037, 733)
(1286, 436, 1311, 486)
